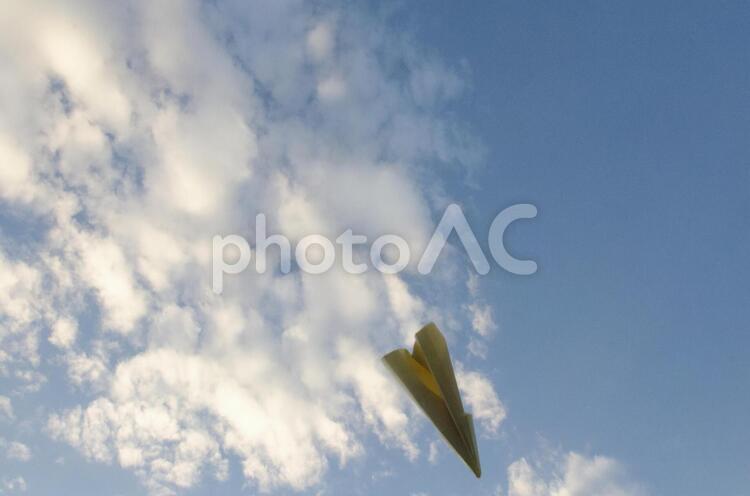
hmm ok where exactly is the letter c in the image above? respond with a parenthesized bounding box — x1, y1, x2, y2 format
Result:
(488, 204, 538, 275)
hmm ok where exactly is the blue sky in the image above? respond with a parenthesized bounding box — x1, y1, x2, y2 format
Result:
(415, 1, 750, 494)
(0, 1, 748, 495)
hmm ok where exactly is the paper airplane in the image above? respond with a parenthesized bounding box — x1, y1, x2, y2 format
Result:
(382, 322, 481, 477)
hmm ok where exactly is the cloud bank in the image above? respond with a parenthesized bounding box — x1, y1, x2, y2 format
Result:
(0, 0, 500, 493)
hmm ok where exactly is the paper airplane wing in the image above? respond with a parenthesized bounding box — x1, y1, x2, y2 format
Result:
(415, 323, 480, 474)
(382, 323, 481, 477)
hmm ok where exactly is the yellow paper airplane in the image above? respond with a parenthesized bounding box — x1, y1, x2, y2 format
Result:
(382, 322, 481, 477)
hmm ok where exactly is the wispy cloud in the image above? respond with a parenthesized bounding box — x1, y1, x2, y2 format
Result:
(1, 439, 32, 462)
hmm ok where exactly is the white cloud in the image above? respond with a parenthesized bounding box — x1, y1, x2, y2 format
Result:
(0, 251, 46, 388)
(49, 317, 77, 349)
(0, 476, 27, 493)
(507, 452, 647, 496)
(0, 135, 37, 203)
(467, 338, 488, 359)
(4, 441, 32, 462)
(307, 21, 335, 61)
(317, 74, 348, 102)
(456, 365, 506, 435)
(147, 304, 200, 352)
(427, 441, 440, 464)
(76, 234, 148, 334)
(0, 0, 487, 494)
(466, 272, 480, 296)
(0, 254, 42, 335)
(64, 351, 110, 389)
(0, 396, 13, 422)
(467, 302, 496, 337)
